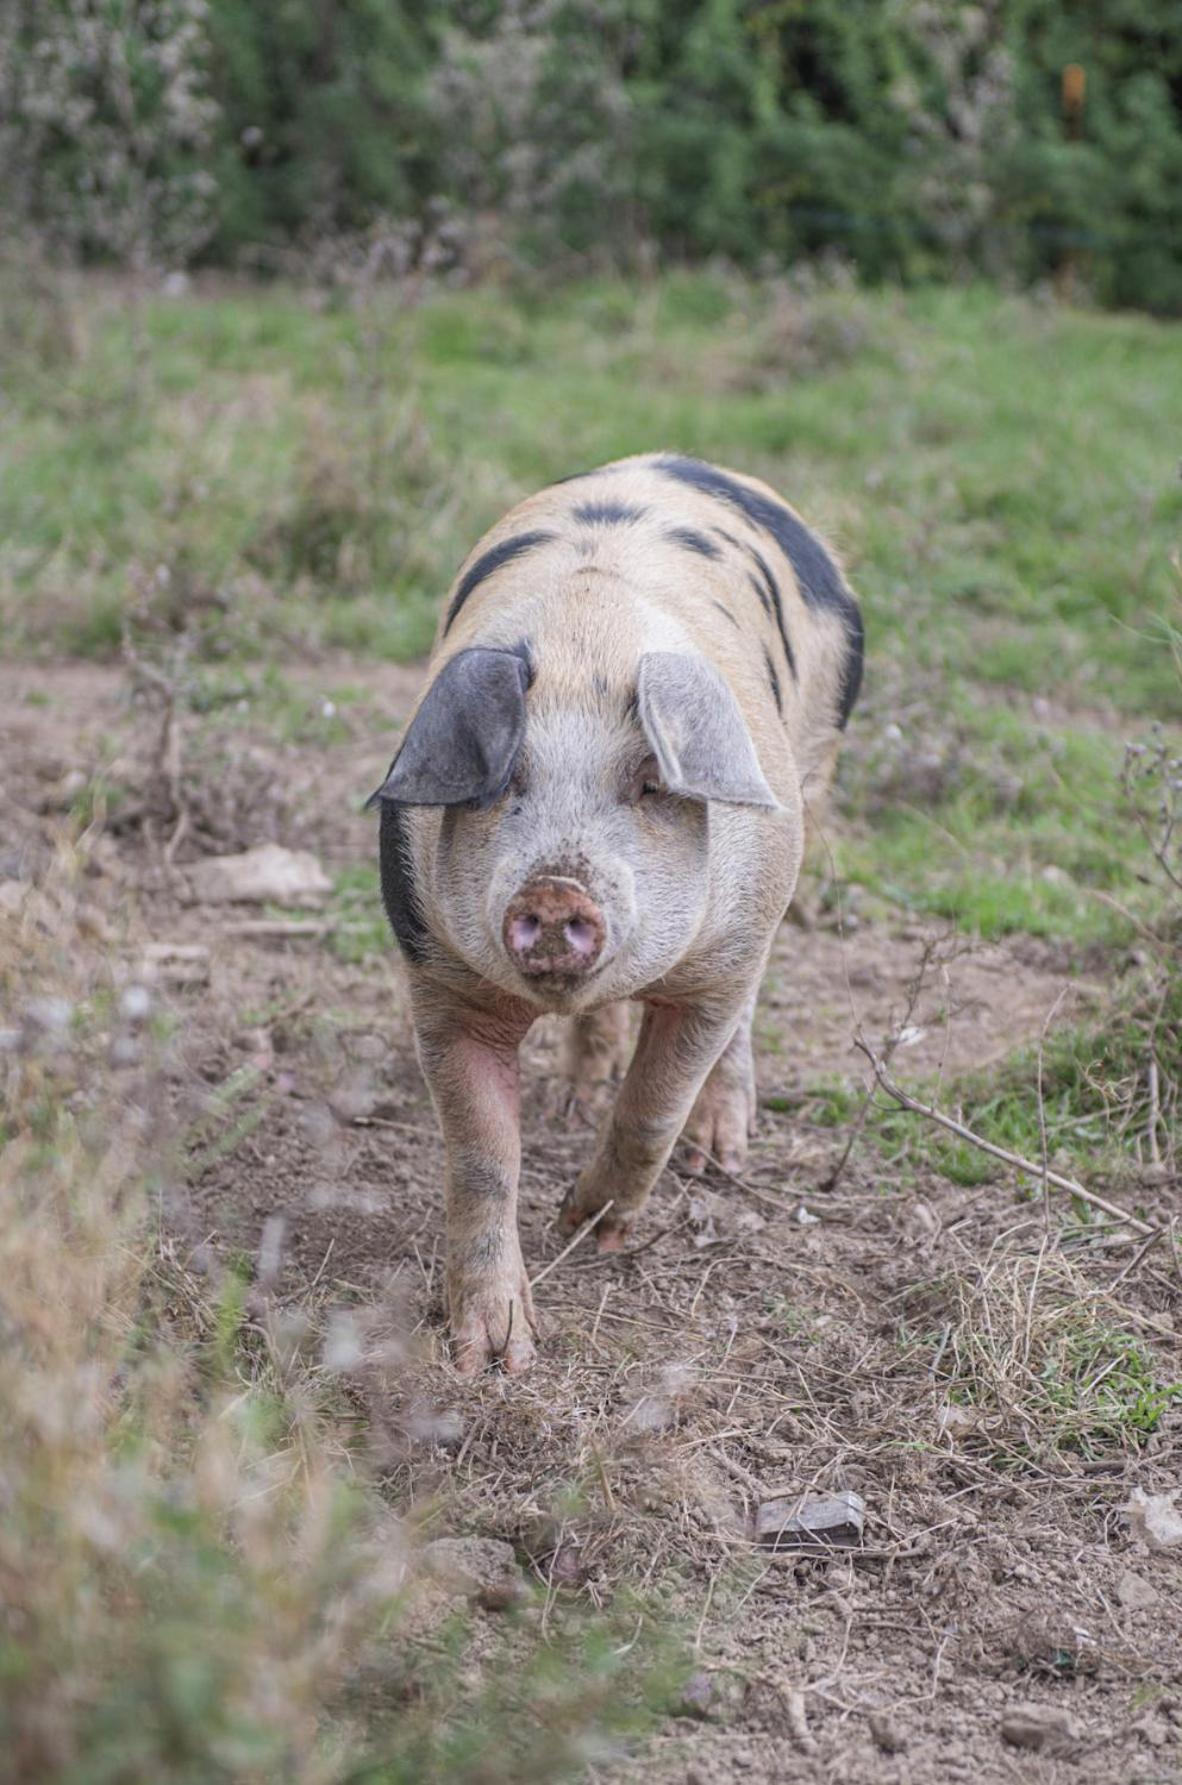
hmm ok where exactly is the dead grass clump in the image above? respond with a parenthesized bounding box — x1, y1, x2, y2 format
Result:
(0, 857, 673, 1781)
(909, 1242, 1180, 1469)
(0, 859, 404, 1781)
(0, 238, 82, 375)
(249, 383, 446, 601)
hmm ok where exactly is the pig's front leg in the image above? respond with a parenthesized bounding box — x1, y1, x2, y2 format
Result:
(559, 986, 758, 1249)
(411, 990, 536, 1376)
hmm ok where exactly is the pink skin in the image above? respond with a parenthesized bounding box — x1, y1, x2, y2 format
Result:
(559, 989, 760, 1254)
(410, 993, 538, 1377)
(502, 877, 606, 980)
(681, 996, 757, 1176)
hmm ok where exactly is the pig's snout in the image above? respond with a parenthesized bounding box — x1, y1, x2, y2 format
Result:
(502, 877, 606, 979)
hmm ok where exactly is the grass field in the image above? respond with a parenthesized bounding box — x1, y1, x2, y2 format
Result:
(1, 270, 1180, 1782)
(4, 270, 1180, 946)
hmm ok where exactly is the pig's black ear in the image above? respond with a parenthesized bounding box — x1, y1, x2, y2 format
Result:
(366, 647, 530, 808)
(637, 652, 779, 809)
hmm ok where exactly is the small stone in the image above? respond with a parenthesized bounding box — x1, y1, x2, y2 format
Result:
(421, 1536, 526, 1611)
(1000, 1704, 1079, 1754)
(186, 843, 332, 908)
(869, 1713, 907, 1754)
(756, 1490, 866, 1550)
(119, 984, 152, 1023)
(1117, 1570, 1161, 1611)
(1131, 1714, 1170, 1749)
(674, 1669, 744, 1723)
(404, 1407, 465, 1450)
(1125, 1486, 1182, 1552)
(24, 996, 73, 1035)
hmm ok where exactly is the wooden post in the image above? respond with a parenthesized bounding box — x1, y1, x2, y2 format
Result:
(1058, 64, 1087, 301)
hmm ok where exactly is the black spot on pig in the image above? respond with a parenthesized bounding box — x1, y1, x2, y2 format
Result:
(652, 453, 860, 721)
(747, 570, 773, 618)
(444, 531, 554, 632)
(573, 500, 646, 525)
(837, 618, 864, 729)
(653, 456, 843, 611)
(746, 549, 798, 684)
(763, 646, 784, 718)
(667, 525, 722, 559)
(379, 804, 429, 963)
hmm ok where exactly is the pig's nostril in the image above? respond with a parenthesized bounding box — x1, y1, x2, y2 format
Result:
(502, 878, 606, 979)
(508, 913, 541, 954)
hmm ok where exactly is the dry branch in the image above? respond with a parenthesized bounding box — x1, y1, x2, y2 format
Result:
(853, 1034, 1158, 1238)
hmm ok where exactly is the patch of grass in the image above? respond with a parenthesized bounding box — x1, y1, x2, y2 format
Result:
(872, 966, 1181, 1194)
(903, 1249, 1181, 1465)
(2, 268, 1180, 946)
(0, 855, 682, 1784)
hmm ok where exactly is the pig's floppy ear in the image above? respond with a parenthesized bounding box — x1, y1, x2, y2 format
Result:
(637, 652, 778, 808)
(366, 647, 529, 808)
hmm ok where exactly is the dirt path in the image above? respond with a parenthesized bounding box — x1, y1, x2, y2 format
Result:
(4, 660, 1180, 1784)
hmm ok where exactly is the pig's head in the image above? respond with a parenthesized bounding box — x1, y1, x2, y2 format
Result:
(369, 645, 778, 1012)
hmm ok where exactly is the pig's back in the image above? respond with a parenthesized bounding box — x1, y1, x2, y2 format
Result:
(435, 453, 863, 790)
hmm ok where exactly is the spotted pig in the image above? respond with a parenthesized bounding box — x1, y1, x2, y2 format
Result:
(368, 454, 863, 1374)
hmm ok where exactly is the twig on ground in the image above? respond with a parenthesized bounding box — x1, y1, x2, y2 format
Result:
(853, 1034, 1158, 1238)
(1146, 1050, 1162, 1168)
(785, 1687, 819, 1754)
(1098, 1228, 1164, 1296)
(1036, 988, 1069, 1229)
(529, 1201, 615, 1286)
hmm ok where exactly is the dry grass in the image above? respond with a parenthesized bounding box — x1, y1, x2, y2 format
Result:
(0, 849, 399, 1782)
(0, 845, 674, 1784)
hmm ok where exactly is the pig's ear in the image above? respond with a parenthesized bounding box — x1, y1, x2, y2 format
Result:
(366, 647, 530, 808)
(637, 652, 778, 808)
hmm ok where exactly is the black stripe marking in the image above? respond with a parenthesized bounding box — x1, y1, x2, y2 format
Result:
(747, 570, 773, 618)
(837, 612, 864, 727)
(573, 499, 645, 525)
(653, 454, 861, 723)
(444, 531, 553, 633)
(748, 545, 798, 683)
(763, 645, 784, 718)
(666, 525, 722, 559)
(712, 599, 741, 629)
(378, 803, 429, 963)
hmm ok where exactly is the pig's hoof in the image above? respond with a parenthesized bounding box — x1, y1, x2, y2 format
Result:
(594, 1220, 631, 1254)
(558, 1187, 633, 1252)
(681, 1077, 754, 1178)
(449, 1280, 537, 1377)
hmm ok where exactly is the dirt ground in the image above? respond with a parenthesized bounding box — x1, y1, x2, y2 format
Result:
(4, 659, 1181, 1784)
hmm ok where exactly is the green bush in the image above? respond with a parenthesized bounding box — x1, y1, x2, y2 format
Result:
(5, 1, 1182, 308)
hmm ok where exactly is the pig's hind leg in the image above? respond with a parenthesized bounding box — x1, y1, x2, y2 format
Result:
(561, 1002, 633, 1117)
(559, 985, 759, 1250)
(680, 991, 757, 1176)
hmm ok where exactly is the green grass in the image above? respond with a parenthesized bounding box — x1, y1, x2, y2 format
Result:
(3, 269, 1180, 943)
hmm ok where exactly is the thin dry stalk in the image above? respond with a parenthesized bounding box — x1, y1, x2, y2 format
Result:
(853, 1035, 1158, 1238)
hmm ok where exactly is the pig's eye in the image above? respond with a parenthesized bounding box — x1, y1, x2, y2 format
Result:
(629, 757, 665, 803)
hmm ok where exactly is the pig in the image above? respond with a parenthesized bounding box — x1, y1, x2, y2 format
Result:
(367, 454, 863, 1375)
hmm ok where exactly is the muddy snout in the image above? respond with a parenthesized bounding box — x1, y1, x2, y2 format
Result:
(502, 876, 606, 979)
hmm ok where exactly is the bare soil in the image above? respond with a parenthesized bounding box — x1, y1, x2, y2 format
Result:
(3, 660, 1180, 1785)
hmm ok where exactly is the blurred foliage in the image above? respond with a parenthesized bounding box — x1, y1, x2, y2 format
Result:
(3, 0, 1182, 308)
